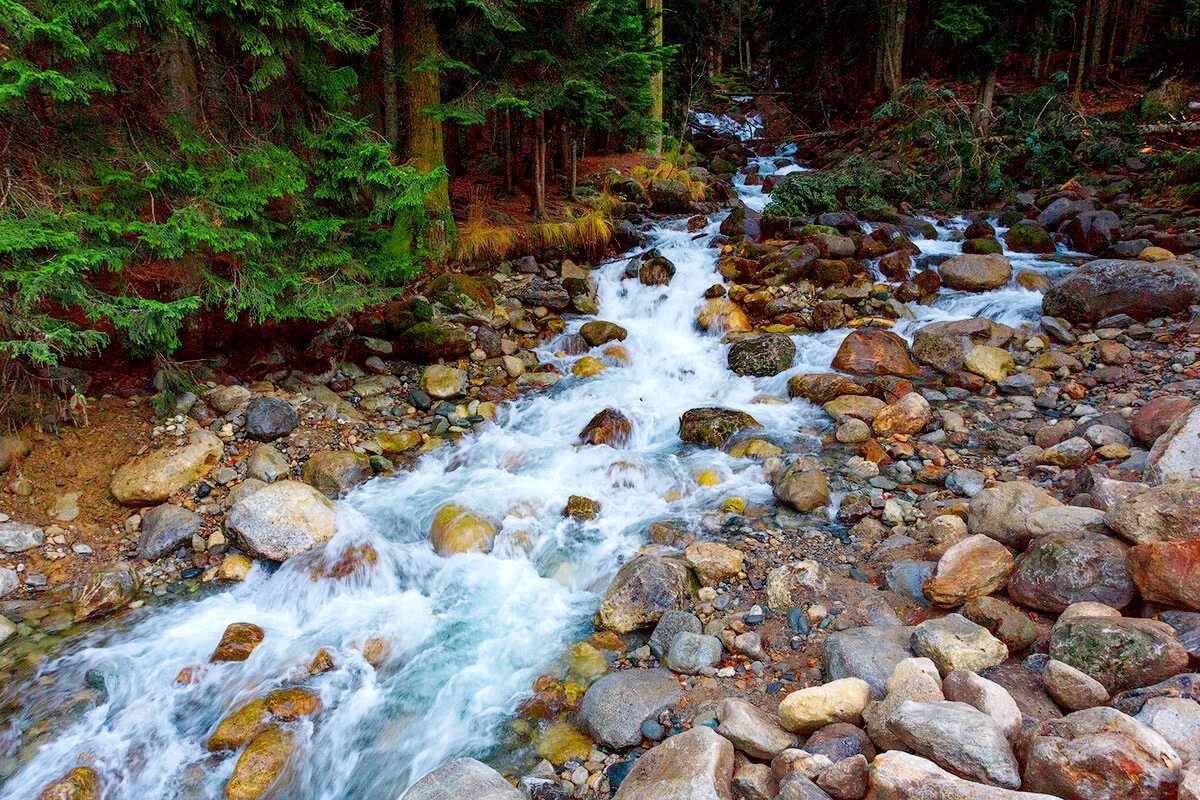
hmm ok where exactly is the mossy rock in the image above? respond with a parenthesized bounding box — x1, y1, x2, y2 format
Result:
(962, 238, 1003, 255)
(394, 321, 471, 363)
(427, 274, 495, 320)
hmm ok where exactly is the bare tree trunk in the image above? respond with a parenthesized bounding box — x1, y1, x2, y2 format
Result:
(875, 0, 907, 95)
(1074, 0, 1094, 104)
(162, 31, 201, 128)
(648, 0, 664, 155)
(975, 66, 997, 135)
(380, 0, 398, 152)
(504, 110, 514, 195)
(1090, 0, 1111, 75)
(569, 135, 578, 200)
(401, 0, 449, 219)
(534, 112, 546, 218)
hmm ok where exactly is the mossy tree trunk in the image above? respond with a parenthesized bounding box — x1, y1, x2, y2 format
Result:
(648, 0, 664, 156)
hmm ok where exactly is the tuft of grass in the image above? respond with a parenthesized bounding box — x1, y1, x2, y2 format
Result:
(453, 209, 613, 264)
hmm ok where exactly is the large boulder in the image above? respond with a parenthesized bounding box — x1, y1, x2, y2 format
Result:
(1050, 616, 1190, 694)
(1003, 220, 1055, 254)
(1042, 259, 1200, 324)
(1064, 210, 1121, 255)
(679, 408, 762, 448)
(403, 758, 524, 800)
(968, 481, 1061, 548)
(648, 178, 694, 213)
(301, 450, 372, 498)
(787, 374, 869, 405)
(1146, 407, 1200, 484)
(579, 668, 683, 749)
(938, 254, 1012, 292)
(716, 698, 797, 759)
(395, 321, 472, 362)
(727, 333, 796, 377)
(911, 318, 1016, 374)
(1127, 539, 1200, 610)
(922, 534, 1014, 607)
(225, 725, 293, 800)
(224, 481, 337, 561)
(772, 459, 830, 512)
(612, 726, 733, 800)
(1105, 481, 1200, 543)
(831, 329, 922, 377)
(429, 504, 496, 556)
(889, 700, 1021, 788)
(426, 274, 495, 321)
(1006, 530, 1133, 613)
(867, 751, 1057, 800)
(1021, 707, 1182, 800)
(596, 554, 696, 632)
(110, 427, 223, 506)
(1131, 396, 1194, 445)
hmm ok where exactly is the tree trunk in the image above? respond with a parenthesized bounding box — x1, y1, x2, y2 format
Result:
(1074, 0, 1093, 104)
(875, 0, 907, 95)
(569, 135, 578, 201)
(534, 112, 546, 218)
(401, 0, 450, 219)
(974, 66, 997, 135)
(504, 109, 514, 195)
(1090, 0, 1111, 75)
(162, 30, 201, 128)
(380, 0, 398, 152)
(647, 0, 664, 156)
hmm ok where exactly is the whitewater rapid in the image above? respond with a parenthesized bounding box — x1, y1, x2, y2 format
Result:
(0, 126, 1075, 800)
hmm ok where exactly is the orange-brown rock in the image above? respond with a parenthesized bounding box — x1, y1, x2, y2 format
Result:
(578, 408, 633, 447)
(923, 534, 1015, 607)
(1127, 539, 1200, 610)
(787, 373, 870, 405)
(265, 688, 323, 720)
(225, 725, 293, 800)
(872, 393, 933, 437)
(211, 622, 265, 662)
(35, 767, 100, 800)
(208, 699, 269, 752)
(831, 330, 922, 377)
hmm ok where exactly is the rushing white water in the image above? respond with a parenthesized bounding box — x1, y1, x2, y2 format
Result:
(2, 121, 1075, 800)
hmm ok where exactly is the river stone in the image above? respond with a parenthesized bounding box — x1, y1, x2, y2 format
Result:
(596, 554, 696, 632)
(208, 384, 251, 413)
(650, 611, 702, 659)
(911, 318, 1016, 374)
(419, 365, 468, 400)
(137, 503, 201, 560)
(404, 758, 523, 800)
(938, 253, 1012, 292)
(110, 427, 223, 505)
(726, 333, 796, 377)
(1131, 396, 1194, 445)
(766, 559, 829, 610)
(1113, 674, 1200, 716)
(301, 450, 372, 498)
(1042, 658, 1110, 711)
(1043, 258, 1200, 323)
(697, 298, 753, 332)
(867, 751, 1059, 800)
(1105, 482, 1200, 544)
(822, 395, 886, 424)
(667, 631, 723, 674)
(74, 561, 139, 622)
(34, 767, 101, 800)
(943, 670, 1022, 740)
(1021, 707, 1183, 800)
(580, 320, 627, 347)
(1050, 616, 1190, 693)
(579, 668, 683, 749)
(211, 622, 265, 662)
(579, 408, 633, 447)
(787, 373, 870, 404)
(208, 699, 269, 752)
(1004, 219, 1055, 253)
(613, 725, 733, 800)
(225, 480, 337, 561)
(1128, 539, 1200, 609)
(429, 504, 496, 556)
(224, 723, 292, 800)
(1025, 505, 1107, 539)
(1147, 407, 1200, 484)
(684, 541, 744, 585)
(822, 626, 914, 699)
(244, 397, 298, 442)
(963, 346, 1014, 382)
(1136, 696, 1200, 767)
(679, 408, 762, 447)
(427, 273, 495, 321)
(1036, 436, 1093, 467)
(961, 596, 1038, 653)
(803, 722, 876, 764)
(1007, 530, 1132, 614)
(863, 657, 946, 751)
(968, 481, 1062, 548)
(910, 614, 1007, 675)
(394, 321, 472, 362)
(890, 700, 1021, 788)
(778, 678, 872, 734)
(872, 392, 932, 437)
(772, 460, 830, 512)
(922, 534, 1014, 607)
(0, 568, 17, 598)
(831, 329, 922, 377)
(717, 697, 797, 759)
(247, 444, 289, 483)
(0, 521, 45, 553)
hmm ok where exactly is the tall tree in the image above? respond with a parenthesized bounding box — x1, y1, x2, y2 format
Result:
(401, 0, 451, 221)
(648, 0, 665, 154)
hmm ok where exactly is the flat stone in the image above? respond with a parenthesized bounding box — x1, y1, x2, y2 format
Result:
(716, 697, 797, 760)
(910, 614, 1007, 675)
(0, 521, 45, 553)
(868, 751, 1059, 800)
(110, 427, 223, 505)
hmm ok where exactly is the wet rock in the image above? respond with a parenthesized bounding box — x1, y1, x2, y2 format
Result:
(1127, 539, 1200, 610)
(1003, 220, 1055, 254)
(942, 670, 1022, 740)
(137, 503, 201, 560)
(867, 751, 1057, 800)
(647, 177, 694, 213)
(831, 329, 921, 377)
(639, 251, 677, 286)
(208, 699, 269, 751)
(211, 622, 265, 662)
(580, 320, 628, 347)
(778, 678, 872, 734)
(34, 767, 101, 800)
(1021, 707, 1182, 800)
(419, 365, 468, 400)
(911, 318, 1016, 374)
(910, 614, 1007, 675)
(246, 444, 289, 483)
(225, 481, 337, 561)
(266, 687, 322, 720)
(1105, 482, 1200, 544)
(74, 561, 139, 621)
(923, 534, 1014, 607)
(244, 397, 298, 442)
(968, 481, 1062, 548)
(429, 504, 496, 556)
(579, 408, 633, 447)
(684, 541, 744, 585)
(563, 494, 600, 521)
(596, 554, 696, 632)
(1131, 396, 1194, 445)
(110, 427, 223, 505)
(679, 407, 762, 448)
(697, 298, 753, 332)
(961, 596, 1038, 652)
(218, 553, 254, 581)
(301, 450, 371, 498)
(772, 459, 831, 512)
(787, 374, 870, 405)
(612, 725, 733, 799)
(938, 254, 1012, 292)
(716, 697, 797, 760)
(0, 521, 45, 553)
(872, 392, 932, 437)
(891, 700, 1021, 787)
(1007, 530, 1132, 613)
(1042, 658, 1109, 711)
(1043, 258, 1200, 324)
(405, 758, 524, 800)
(727, 333, 797, 377)
(666, 631, 723, 674)
(225, 725, 293, 800)
(963, 346, 1014, 382)
(822, 395, 886, 425)
(1064, 210, 1121, 254)
(823, 626, 915, 699)
(579, 668, 683, 749)
(1050, 616, 1189, 693)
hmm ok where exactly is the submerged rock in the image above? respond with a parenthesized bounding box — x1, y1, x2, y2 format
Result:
(34, 767, 101, 800)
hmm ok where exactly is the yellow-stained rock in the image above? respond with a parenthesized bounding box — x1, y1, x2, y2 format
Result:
(225, 725, 293, 800)
(430, 504, 497, 556)
(537, 722, 593, 766)
(208, 699, 269, 752)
